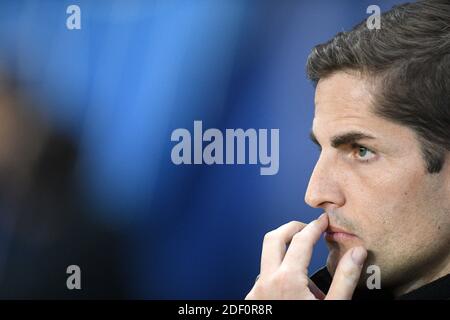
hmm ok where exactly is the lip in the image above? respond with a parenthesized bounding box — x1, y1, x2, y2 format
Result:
(325, 225, 357, 242)
(327, 225, 354, 235)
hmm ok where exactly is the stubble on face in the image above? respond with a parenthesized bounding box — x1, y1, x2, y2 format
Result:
(312, 71, 450, 293)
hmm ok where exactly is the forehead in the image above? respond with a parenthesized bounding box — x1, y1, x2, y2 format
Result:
(312, 71, 418, 149)
(314, 71, 374, 120)
(313, 72, 385, 135)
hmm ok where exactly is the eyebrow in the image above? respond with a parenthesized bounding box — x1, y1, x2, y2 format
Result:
(309, 130, 376, 148)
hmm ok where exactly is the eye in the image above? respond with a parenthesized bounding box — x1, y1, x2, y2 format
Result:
(352, 144, 376, 162)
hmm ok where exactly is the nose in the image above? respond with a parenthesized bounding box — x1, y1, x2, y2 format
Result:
(304, 152, 345, 210)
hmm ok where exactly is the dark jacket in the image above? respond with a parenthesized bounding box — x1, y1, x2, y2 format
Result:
(311, 267, 450, 300)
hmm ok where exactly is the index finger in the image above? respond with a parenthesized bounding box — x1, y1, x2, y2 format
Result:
(281, 213, 328, 273)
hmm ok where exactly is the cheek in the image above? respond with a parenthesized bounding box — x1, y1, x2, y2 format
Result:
(343, 164, 431, 246)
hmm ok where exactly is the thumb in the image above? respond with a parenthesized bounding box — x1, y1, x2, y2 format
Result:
(325, 246, 367, 300)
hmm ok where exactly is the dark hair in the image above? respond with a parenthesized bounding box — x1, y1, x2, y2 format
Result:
(306, 0, 450, 173)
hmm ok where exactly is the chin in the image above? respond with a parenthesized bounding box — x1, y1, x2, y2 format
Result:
(325, 240, 368, 276)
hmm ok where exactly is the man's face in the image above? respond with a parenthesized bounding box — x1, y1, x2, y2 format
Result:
(305, 71, 450, 291)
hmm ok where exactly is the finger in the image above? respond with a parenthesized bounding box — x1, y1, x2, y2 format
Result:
(325, 246, 367, 300)
(245, 287, 255, 300)
(260, 221, 307, 275)
(282, 213, 328, 272)
(308, 279, 326, 300)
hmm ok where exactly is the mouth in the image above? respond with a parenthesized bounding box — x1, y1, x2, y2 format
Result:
(324, 225, 357, 242)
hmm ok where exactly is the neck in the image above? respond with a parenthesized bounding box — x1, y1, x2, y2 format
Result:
(393, 253, 450, 297)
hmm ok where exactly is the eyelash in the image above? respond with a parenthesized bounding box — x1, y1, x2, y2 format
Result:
(313, 143, 377, 163)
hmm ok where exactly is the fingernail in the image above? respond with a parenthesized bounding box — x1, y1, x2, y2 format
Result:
(351, 247, 367, 266)
(318, 213, 328, 225)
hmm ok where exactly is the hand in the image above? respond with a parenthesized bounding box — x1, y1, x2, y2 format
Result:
(245, 213, 367, 300)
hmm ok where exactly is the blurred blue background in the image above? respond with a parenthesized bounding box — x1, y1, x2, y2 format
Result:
(0, 0, 405, 299)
